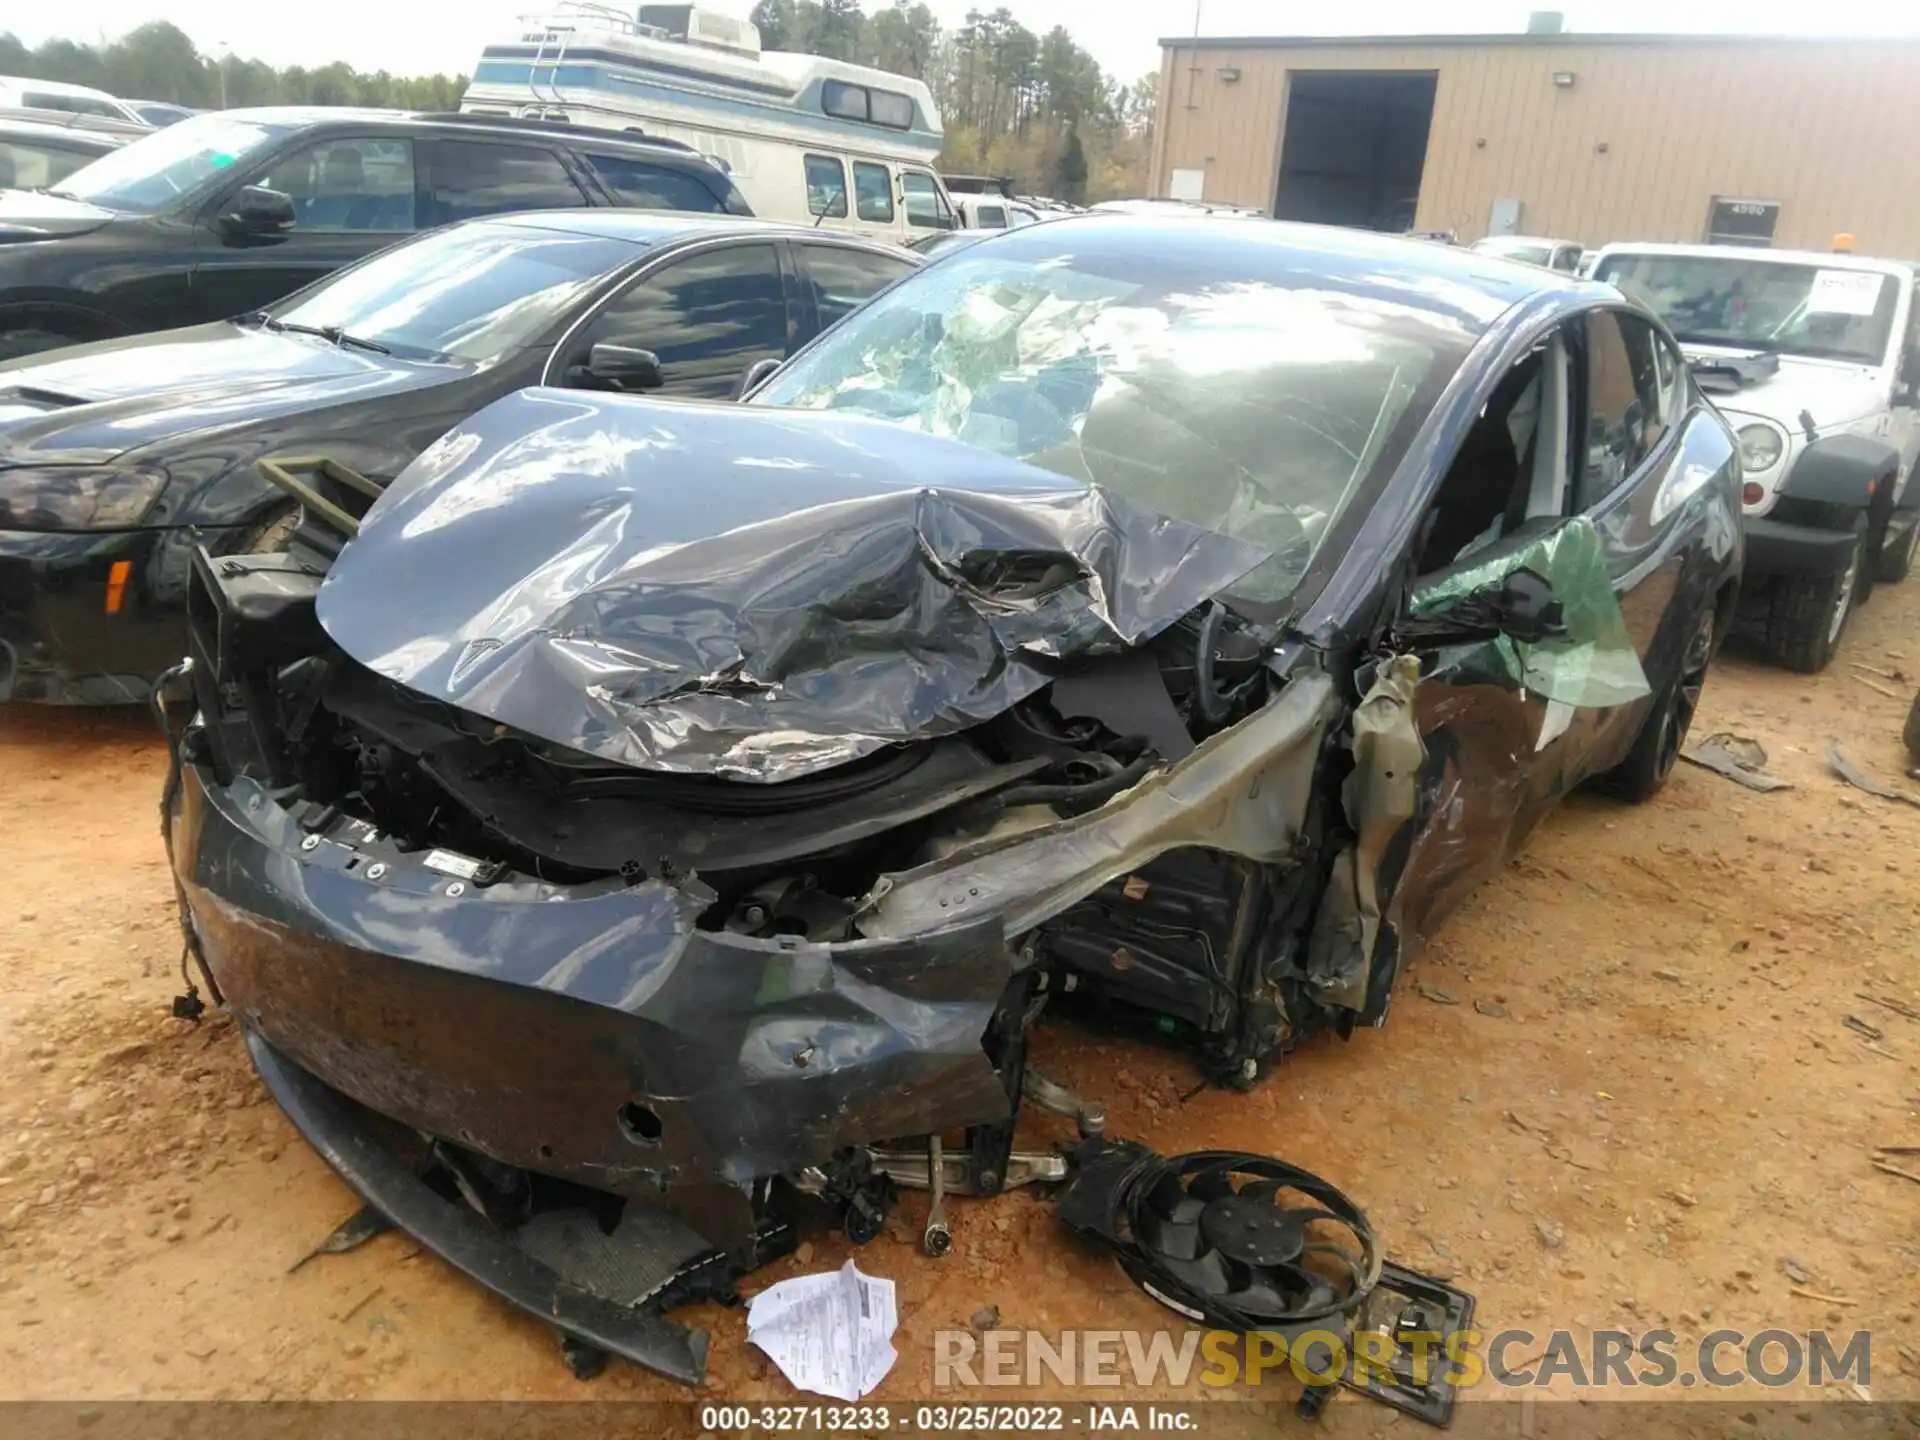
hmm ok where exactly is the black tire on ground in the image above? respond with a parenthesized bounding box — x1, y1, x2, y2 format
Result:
(237, 508, 301, 556)
(1597, 601, 1717, 803)
(1905, 690, 1920, 763)
(1878, 513, 1919, 584)
(0, 328, 81, 363)
(1761, 517, 1866, 674)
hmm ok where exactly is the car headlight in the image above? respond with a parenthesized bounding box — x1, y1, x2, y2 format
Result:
(1736, 423, 1785, 476)
(0, 466, 168, 531)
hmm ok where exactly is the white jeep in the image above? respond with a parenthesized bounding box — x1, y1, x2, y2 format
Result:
(1592, 244, 1920, 671)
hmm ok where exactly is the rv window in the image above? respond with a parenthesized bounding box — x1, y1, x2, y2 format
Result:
(584, 153, 726, 213)
(797, 242, 914, 329)
(805, 154, 848, 219)
(428, 141, 587, 224)
(900, 170, 954, 230)
(822, 81, 868, 122)
(869, 90, 914, 130)
(852, 162, 893, 223)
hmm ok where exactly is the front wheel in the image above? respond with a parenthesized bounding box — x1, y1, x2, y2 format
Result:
(1878, 513, 1919, 583)
(1597, 602, 1716, 803)
(1761, 519, 1865, 673)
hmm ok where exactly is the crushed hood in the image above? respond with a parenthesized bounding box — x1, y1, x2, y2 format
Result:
(316, 388, 1270, 782)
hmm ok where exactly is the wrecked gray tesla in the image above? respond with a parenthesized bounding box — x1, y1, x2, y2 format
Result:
(161, 218, 1742, 1380)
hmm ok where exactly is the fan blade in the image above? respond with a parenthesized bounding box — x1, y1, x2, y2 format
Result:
(1187, 1163, 1239, 1203)
(1140, 1171, 1194, 1219)
(1235, 1178, 1289, 1205)
(1137, 1208, 1206, 1262)
(1155, 1250, 1237, 1299)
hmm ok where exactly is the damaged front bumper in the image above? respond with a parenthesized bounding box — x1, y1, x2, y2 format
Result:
(170, 761, 1021, 1254)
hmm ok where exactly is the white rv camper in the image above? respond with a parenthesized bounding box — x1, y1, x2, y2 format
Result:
(462, 3, 958, 242)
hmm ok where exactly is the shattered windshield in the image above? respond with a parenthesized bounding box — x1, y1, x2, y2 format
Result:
(750, 248, 1460, 603)
(1594, 253, 1898, 364)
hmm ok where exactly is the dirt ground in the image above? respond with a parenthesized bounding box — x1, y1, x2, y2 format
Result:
(4, 581, 1920, 1430)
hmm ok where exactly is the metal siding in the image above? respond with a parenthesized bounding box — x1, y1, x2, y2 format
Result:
(1152, 38, 1920, 255)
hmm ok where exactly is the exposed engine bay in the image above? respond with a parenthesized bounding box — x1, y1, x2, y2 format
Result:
(159, 395, 1448, 1391)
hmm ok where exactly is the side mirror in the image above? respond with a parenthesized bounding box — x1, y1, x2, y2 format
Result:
(735, 356, 782, 400)
(1398, 567, 1567, 648)
(219, 185, 296, 238)
(584, 343, 664, 392)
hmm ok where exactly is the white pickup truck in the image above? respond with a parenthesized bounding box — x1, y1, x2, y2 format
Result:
(1591, 244, 1920, 671)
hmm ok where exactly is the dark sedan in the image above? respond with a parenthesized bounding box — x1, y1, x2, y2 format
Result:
(0, 212, 917, 701)
(165, 217, 1743, 1381)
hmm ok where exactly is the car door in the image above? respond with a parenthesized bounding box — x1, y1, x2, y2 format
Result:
(1349, 308, 1716, 1011)
(189, 136, 422, 322)
(546, 238, 798, 401)
(791, 240, 916, 338)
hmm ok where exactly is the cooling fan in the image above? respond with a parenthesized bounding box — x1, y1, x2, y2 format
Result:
(1119, 1149, 1381, 1330)
(1056, 1141, 1382, 1332)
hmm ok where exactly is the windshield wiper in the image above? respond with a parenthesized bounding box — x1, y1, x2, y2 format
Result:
(253, 317, 391, 355)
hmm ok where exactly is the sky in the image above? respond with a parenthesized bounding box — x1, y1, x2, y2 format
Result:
(16, 1, 1920, 90)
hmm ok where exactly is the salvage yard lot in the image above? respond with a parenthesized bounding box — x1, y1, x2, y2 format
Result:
(3, 586, 1919, 1424)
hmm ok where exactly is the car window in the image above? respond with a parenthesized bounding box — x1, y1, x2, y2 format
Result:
(1415, 346, 1554, 573)
(852, 161, 893, 224)
(900, 170, 953, 230)
(805, 154, 847, 219)
(796, 243, 913, 330)
(581, 152, 725, 213)
(1555, 246, 1582, 271)
(254, 138, 417, 233)
(569, 241, 789, 397)
(428, 141, 586, 225)
(0, 139, 96, 190)
(974, 203, 1007, 228)
(271, 220, 638, 362)
(1580, 310, 1667, 509)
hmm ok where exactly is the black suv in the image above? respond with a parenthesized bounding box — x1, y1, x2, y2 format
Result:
(0, 108, 752, 360)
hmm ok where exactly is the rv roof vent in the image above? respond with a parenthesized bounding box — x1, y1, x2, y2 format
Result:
(1526, 10, 1566, 33)
(638, 4, 763, 56)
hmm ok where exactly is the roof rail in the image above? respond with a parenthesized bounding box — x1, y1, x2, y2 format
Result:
(408, 111, 698, 153)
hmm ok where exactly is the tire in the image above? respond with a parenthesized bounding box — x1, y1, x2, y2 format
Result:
(1597, 601, 1716, 803)
(1878, 513, 1919, 584)
(1906, 690, 1920, 764)
(1761, 517, 1865, 674)
(0, 328, 80, 363)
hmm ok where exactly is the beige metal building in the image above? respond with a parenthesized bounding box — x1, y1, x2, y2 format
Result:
(1149, 30, 1920, 254)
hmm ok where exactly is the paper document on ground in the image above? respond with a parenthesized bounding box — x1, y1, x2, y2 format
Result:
(746, 1260, 898, 1400)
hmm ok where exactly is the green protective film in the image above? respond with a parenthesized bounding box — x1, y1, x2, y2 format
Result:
(1409, 516, 1651, 707)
